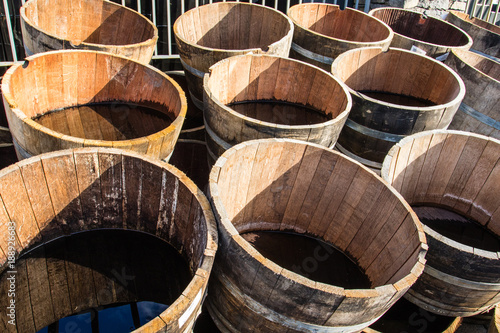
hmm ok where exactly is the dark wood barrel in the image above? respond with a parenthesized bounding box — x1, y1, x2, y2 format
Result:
(445, 49, 500, 139)
(287, 3, 393, 71)
(204, 54, 351, 165)
(446, 10, 500, 59)
(362, 297, 463, 333)
(208, 138, 427, 333)
(173, 2, 293, 108)
(369, 8, 472, 59)
(169, 139, 209, 192)
(382, 129, 500, 317)
(0, 148, 217, 332)
(331, 47, 465, 171)
(20, 0, 157, 64)
(2, 50, 186, 161)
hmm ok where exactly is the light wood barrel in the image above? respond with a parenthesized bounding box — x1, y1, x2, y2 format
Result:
(0, 148, 217, 332)
(446, 10, 500, 59)
(173, 2, 293, 108)
(20, 0, 157, 64)
(287, 3, 393, 71)
(445, 49, 500, 139)
(208, 138, 427, 333)
(204, 54, 351, 165)
(331, 47, 465, 170)
(2, 50, 186, 161)
(369, 8, 472, 59)
(382, 130, 500, 317)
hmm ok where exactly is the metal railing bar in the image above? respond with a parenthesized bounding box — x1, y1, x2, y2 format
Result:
(2, 0, 18, 62)
(167, 0, 172, 55)
(152, 0, 158, 56)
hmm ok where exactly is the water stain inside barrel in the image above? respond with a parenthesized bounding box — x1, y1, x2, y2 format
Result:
(32, 102, 175, 140)
(1, 229, 192, 333)
(359, 91, 437, 107)
(369, 297, 459, 333)
(241, 231, 371, 289)
(227, 100, 331, 126)
(413, 206, 500, 252)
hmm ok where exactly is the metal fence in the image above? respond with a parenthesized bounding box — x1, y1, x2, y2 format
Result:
(0, 0, 498, 74)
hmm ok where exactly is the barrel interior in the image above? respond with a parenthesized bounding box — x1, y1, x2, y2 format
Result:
(5, 51, 183, 140)
(453, 49, 500, 80)
(216, 140, 423, 289)
(23, 0, 156, 46)
(371, 8, 470, 47)
(174, 3, 291, 50)
(206, 55, 349, 124)
(0, 149, 214, 332)
(334, 48, 461, 106)
(450, 11, 500, 34)
(288, 4, 391, 43)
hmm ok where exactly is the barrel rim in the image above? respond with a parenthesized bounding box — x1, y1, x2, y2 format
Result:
(331, 46, 466, 111)
(173, 2, 294, 54)
(447, 10, 500, 37)
(20, 0, 159, 50)
(203, 53, 353, 130)
(209, 138, 427, 296)
(1, 49, 188, 151)
(381, 129, 500, 259)
(0, 146, 218, 330)
(369, 7, 473, 50)
(287, 3, 394, 47)
(450, 48, 500, 84)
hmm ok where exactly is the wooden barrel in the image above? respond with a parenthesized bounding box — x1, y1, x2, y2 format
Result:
(204, 54, 352, 165)
(445, 49, 500, 139)
(362, 297, 463, 333)
(331, 47, 465, 170)
(20, 0, 157, 64)
(381, 129, 500, 317)
(287, 3, 393, 71)
(2, 50, 186, 161)
(173, 2, 293, 108)
(0, 148, 217, 332)
(207, 138, 427, 333)
(446, 10, 500, 59)
(169, 139, 209, 192)
(369, 8, 472, 59)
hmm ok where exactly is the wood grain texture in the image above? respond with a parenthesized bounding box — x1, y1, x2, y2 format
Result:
(208, 139, 426, 332)
(382, 130, 500, 317)
(2, 50, 187, 161)
(0, 148, 218, 333)
(20, 0, 157, 64)
(369, 8, 472, 58)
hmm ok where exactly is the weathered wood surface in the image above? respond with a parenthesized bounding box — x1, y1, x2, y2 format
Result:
(0, 148, 218, 332)
(204, 54, 352, 163)
(369, 8, 472, 58)
(445, 49, 500, 139)
(490, 306, 500, 333)
(20, 0, 157, 64)
(331, 47, 465, 169)
(169, 139, 209, 192)
(2, 50, 187, 161)
(446, 10, 500, 59)
(382, 130, 500, 317)
(208, 138, 427, 332)
(173, 2, 293, 107)
(287, 3, 393, 71)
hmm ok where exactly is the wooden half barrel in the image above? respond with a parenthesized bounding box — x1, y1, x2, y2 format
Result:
(0, 82, 12, 149)
(381, 129, 500, 317)
(0, 148, 217, 332)
(173, 2, 293, 108)
(287, 3, 393, 71)
(369, 8, 472, 59)
(446, 10, 500, 59)
(204, 54, 352, 165)
(331, 47, 465, 171)
(445, 49, 500, 139)
(207, 138, 427, 333)
(169, 139, 209, 192)
(1, 50, 186, 161)
(20, 0, 157, 64)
